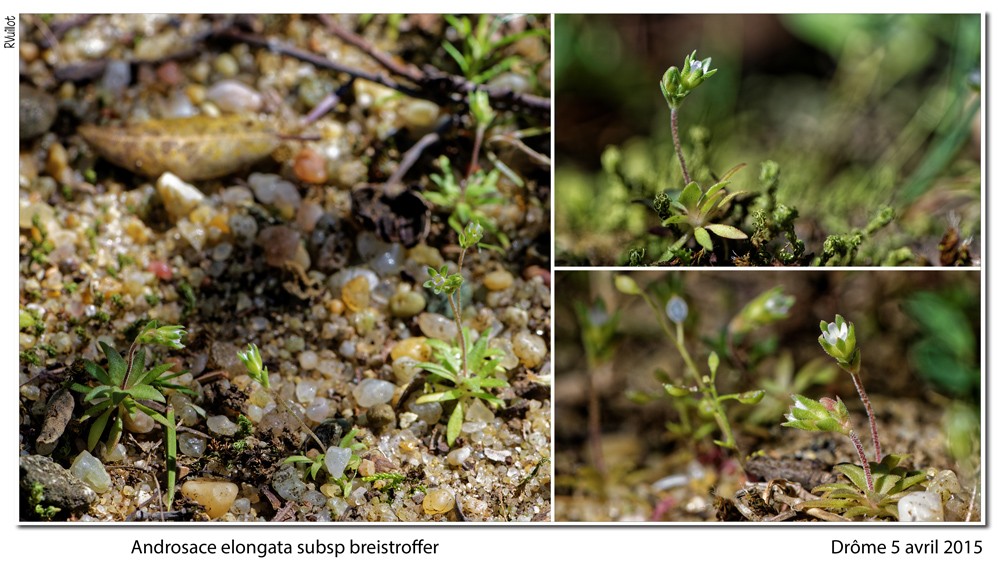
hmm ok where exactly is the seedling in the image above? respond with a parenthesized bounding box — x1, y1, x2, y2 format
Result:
(616, 275, 769, 462)
(783, 315, 927, 519)
(427, 156, 510, 248)
(284, 427, 366, 497)
(70, 321, 191, 508)
(417, 221, 509, 446)
(442, 14, 548, 84)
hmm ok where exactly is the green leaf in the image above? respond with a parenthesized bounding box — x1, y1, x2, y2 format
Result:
(84, 360, 112, 386)
(416, 362, 458, 383)
(468, 392, 505, 408)
(136, 362, 173, 387)
(736, 390, 765, 404)
(84, 399, 115, 418)
(677, 181, 703, 210)
(126, 384, 166, 403)
(88, 407, 114, 451)
(662, 215, 691, 226)
(834, 463, 871, 491)
(124, 348, 146, 389)
(719, 162, 746, 182)
(703, 180, 729, 200)
(441, 41, 469, 74)
(664, 383, 690, 397)
(83, 384, 114, 403)
(475, 377, 509, 388)
(165, 407, 176, 510)
(705, 223, 748, 240)
(99, 342, 127, 386)
(446, 402, 464, 446)
(416, 389, 464, 403)
(693, 227, 713, 251)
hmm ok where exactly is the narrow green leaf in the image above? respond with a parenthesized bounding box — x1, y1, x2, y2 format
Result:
(88, 408, 114, 451)
(703, 180, 729, 200)
(165, 407, 176, 510)
(136, 363, 173, 387)
(416, 362, 458, 383)
(719, 162, 746, 182)
(83, 385, 113, 403)
(416, 389, 464, 403)
(469, 392, 505, 408)
(84, 360, 113, 386)
(99, 342, 127, 386)
(126, 384, 166, 403)
(705, 223, 748, 240)
(447, 402, 464, 446)
(694, 227, 713, 251)
(124, 348, 146, 389)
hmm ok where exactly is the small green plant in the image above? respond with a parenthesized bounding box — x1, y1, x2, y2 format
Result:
(284, 427, 366, 497)
(29, 482, 60, 520)
(615, 275, 769, 462)
(427, 156, 510, 248)
(237, 343, 325, 451)
(70, 321, 190, 508)
(782, 315, 927, 519)
(442, 14, 548, 84)
(417, 221, 510, 446)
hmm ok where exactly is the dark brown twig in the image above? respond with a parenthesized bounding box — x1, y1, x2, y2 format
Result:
(317, 15, 425, 83)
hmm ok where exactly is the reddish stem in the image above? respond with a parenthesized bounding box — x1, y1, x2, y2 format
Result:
(670, 108, 692, 185)
(849, 370, 882, 462)
(849, 430, 875, 492)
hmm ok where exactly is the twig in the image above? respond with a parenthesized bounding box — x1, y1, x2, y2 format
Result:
(387, 132, 441, 186)
(317, 15, 425, 83)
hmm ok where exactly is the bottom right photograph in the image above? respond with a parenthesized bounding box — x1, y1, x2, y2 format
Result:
(553, 270, 981, 523)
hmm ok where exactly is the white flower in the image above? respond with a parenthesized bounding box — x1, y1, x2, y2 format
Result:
(822, 320, 849, 345)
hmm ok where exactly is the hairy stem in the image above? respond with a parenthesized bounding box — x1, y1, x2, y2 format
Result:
(452, 247, 470, 381)
(670, 107, 692, 185)
(849, 370, 882, 462)
(849, 430, 875, 492)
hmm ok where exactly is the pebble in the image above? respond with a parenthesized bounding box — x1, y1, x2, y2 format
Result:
(207, 415, 238, 436)
(446, 446, 472, 467)
(306, 397, 331, 422)
(483, 270, 515, 291)
(181, 479, 239, 518)
(512, 331, 547, 368)
(366, 404, 396, 433)
(178, 433, 207, 458)
(898, 491, 944, 522)
(248, 173, 302, 218)
(70, 450, 112, 493)
(408, 400, 443, 425)
(293, 148, 329, 184)
(299, 350, 319, 370)
(205, 79, 263, 113)
(124, 410, 155, 434)
(102, 443, 127, 463)
(214, 53, 240, 77)
(390, 337, 430, 362)
(19, 455, 96, 517)
(417, 312, 458, 342)
(353, 379, 395, 408)
(163, 89, 197, 118)
(257, 226, 301, 268)
(422, 488, 455, 515)
(341, 275, 371, 312)
(157, 172, 205, 224)
(400, 100, 440, 129)
(100, 60, 131, 97)
(296, 380, 318, 403)
(271, 465, 307, 501)
(19, 84, 57, 139)
(156, 61, 184, 86)
(324, 446, 352, 479)
(229, 213, 259, 246)
(390, 290, 426, 317)
(391, 357, 422, 385)
(46, 142, 72, 185)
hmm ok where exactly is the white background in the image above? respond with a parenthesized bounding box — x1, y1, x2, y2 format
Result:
(3, 2, 994, 561)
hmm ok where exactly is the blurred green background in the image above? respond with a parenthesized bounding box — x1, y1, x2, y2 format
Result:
(554, 14, 981, 265)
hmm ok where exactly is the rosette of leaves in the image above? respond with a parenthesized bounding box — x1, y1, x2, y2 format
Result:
(416, 328, 509, 446)
(426, 156, 510, 248)
(798, 454, 927, 520)
(655, 164, 749, 254)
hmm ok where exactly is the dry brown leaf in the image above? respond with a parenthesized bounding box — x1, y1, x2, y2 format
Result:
(79, 115, 281, 181)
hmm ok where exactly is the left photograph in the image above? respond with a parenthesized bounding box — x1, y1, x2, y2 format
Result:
(18, 14, 551, 522)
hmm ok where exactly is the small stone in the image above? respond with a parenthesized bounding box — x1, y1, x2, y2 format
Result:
(293, 148, 329, 184)
(156, 61, 184, 86)
(296, 380, 317, 403)
(248, 173, 301, 218)
(353, 379, 395, 408)
(299, 350, 319, 370)
(390, 290, 426, 317)
(180, 479, 239, 518)
(19, 84, 57, 140)
(342, 276, 371, 312)
(101, 443, 127, 463)
(271, 464, 307, 501)
(205, 79, 263, 113)
(257, 226, 301, 268)
(417, 312, 458, 341)
(898, 491, 944, 522)
(100, 60, 131, 97)
(207, 415, 238, 436)
(422, 488, 455, 515)
(392, 357, 422, 385)
(19, 455, 96, 518)
(178, 433, 207, 458)
(446, 446, 472, 466)
(400, 100, 440, 129)
(324, 446, 352, 479)
(512, 331, 547, 368)
(366, 404, 396, 433)
(214, 53, 240, 77)
(157, 172, 205, 224)
(465, 399, 495, 423)
(124, 410, 155, 434)
(408, 400, 442, 425)
(483, 270, 514, 291)
(70, 451, 112, 494)
(390, 337, 430, 362)
(305, 397, 331, 422)
(406, 244, 443, 266)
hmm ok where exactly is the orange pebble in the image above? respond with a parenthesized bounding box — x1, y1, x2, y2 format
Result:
(293, 148, 328, 184)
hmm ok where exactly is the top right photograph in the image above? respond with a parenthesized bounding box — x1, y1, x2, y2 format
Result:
(554, 14, 981, 267)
